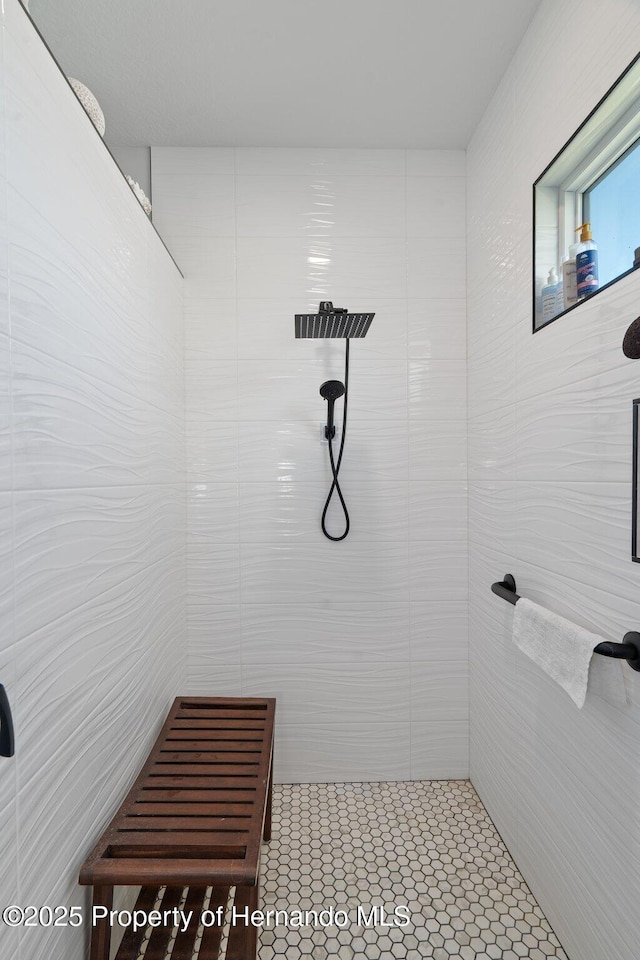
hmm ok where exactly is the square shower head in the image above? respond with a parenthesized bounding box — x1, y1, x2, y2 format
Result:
(294, 311, 375, 339)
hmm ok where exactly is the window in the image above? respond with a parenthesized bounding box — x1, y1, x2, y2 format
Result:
(583, 136, 640, 286)
(533, 52, 640, 332)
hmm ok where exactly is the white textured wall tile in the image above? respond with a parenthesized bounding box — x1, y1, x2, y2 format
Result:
(237, 237, 407, 300)
(409, 542, 468, 601)
(239, 419, 410, 485)
(185, 299, 238, 361)
(467, 321, 518, 418)
(185, 359, 239, 420)
(516, 388, 630, 484)
(11, 340, 151, 490)
(189, 543, 241, 604)
(242, 663, 411, 724)
(407, 238, 466, 299)
(468, 2, 640, 957)
(409, 360, 467, 420)
(235, 148, 406, 178)
(0, 645, 18, 949)
(188, 481, 240, 544)
(3, 8, 187, 960)
(187, 663, 242, 697)
(409, 481, 468, 541)
(408, 421, 467, 480)
(410, 662, 468, 721)
(410, 601, 468, 661)
(187, 604, 242, 665)
(236, 175, 406, 238)
(152, 147, 235, 178)
(274, 722, 411, 783)
(468, 481, 517, 558)
(241, 602, 410, 663)
(410, 721, 469, 779)
(171, 237, 236, 298)
(0, 334, 11, 492)
(517, 481, 634, 604)
(154, 144, 467, 782)
(467, 406, 517, 482)
(13, 487, 165, 640)
(152, 173, 235, 238)
(239, 480, 409, 542)
(187, 420, 239, 483)
(407, 298, 466, 359)
(241, 541, 410, 605)
(407, 177, 466, 238)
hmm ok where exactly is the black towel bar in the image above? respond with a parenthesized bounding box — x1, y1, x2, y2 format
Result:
(490, 574, 640, 673)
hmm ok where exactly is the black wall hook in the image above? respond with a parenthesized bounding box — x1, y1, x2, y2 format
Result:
(0, 684, 15, 758)
(490, 574, 640, 673)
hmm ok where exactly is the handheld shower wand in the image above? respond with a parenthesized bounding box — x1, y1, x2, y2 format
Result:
(319, 380, 345, 439)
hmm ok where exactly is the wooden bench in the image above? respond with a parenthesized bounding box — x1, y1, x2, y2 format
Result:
(79, 697, 275, 960)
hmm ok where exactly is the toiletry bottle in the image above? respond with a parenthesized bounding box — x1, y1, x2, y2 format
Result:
(541, 267, 558, 325)
(562, 241, 579, 309)
(555, 269, 564, 316)
(575, 222, 598, 298)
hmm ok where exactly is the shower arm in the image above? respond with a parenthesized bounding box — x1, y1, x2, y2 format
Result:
(490, 574, 640, 672)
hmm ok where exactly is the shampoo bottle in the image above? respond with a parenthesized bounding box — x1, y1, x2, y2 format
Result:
(541, 267, 558, 325)
(575, 222, 598, 298)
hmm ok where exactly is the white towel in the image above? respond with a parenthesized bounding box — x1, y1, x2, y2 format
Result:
(512, 598, 606, 708)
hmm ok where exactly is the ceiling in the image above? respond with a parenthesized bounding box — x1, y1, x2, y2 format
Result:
(29, 0, 541, 149)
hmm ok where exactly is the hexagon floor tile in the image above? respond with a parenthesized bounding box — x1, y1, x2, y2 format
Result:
(131, 780, 569, 959)
(256, 780, 569, 960)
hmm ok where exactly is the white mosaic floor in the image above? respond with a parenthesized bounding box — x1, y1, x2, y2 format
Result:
(257, 780, 569, 960)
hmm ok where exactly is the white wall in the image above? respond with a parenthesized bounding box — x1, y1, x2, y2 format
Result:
(151, 146, 468, 782)
(467, 2, 640, 959)
(0, 4, 186, 959)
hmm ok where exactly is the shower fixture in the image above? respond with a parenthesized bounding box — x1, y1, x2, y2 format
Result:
(295, 302, 375, 541)
(319, 379, 345, 439)
(295, 302, 374, 340)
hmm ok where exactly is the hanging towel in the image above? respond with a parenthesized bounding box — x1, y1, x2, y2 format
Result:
(512, 598, 606, 708)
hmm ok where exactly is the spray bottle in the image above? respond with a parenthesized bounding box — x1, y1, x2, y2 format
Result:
(575, 223, 598, 298)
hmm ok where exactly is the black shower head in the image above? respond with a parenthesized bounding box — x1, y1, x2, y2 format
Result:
(295, 302, 374, 339)
(319, 380, 345, 402)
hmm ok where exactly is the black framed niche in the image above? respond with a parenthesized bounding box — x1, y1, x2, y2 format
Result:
(533, 51, 640, 333)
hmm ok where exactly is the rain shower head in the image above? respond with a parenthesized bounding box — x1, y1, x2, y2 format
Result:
(295, 302, 374, 339)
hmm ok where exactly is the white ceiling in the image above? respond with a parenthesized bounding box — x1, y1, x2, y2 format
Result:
(29, 0, 542, 149)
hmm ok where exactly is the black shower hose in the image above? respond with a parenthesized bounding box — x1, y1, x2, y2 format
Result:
(321, 338, 350, 541)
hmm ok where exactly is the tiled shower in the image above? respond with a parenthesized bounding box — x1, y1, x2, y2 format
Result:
(1, 1, 640, 959)
(151, 145, 469, 783)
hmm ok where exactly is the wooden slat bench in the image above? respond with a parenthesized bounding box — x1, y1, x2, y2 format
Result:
(79, 697, 275, 960)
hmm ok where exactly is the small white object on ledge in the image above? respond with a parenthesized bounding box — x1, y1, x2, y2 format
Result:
(126, 176, 152, 216)
(68, 78, 106, 137)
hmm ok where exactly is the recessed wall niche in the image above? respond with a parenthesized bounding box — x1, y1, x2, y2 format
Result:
(533, 52, 640, 332)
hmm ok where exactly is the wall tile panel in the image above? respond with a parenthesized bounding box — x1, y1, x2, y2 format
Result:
(2, 9, 186, 960)
(153, 145, 467, 780)
(467, 2, 640, 957)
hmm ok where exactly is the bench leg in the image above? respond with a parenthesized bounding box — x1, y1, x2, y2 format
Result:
(263, 755, 273, 842)
(227, 881, 260, 960)
(89, 885, 113, 960)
